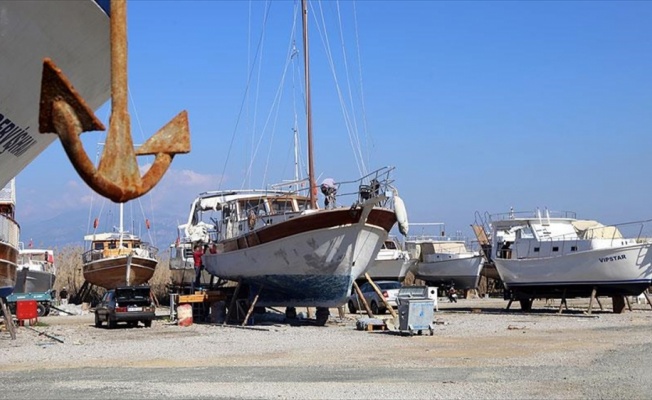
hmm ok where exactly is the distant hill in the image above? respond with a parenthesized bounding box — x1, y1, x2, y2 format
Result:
(19, 209, 181, 252)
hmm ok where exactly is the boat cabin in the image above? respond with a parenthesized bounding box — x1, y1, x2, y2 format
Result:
(491, 212, 632, 261)
(83, 232, 155, 263)
(185, 190, 313, 243)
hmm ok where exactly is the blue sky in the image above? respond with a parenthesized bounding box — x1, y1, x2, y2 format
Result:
(15, 1, 652, 242)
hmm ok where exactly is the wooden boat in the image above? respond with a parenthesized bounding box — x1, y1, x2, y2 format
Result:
(83, 204, 158, 290)
(181, 0, 407, 324)
(0, 180, 18, 298)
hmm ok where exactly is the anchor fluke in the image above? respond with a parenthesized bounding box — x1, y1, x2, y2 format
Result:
(39, 58, 105, 134)
(136, 110, 190, 155)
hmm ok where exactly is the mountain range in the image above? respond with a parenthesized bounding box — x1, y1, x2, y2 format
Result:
(19, 208, 183, 254)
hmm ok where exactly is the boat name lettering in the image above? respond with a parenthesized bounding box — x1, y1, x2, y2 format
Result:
(0, 113, 36, 157)
(599, 254, 626, 263)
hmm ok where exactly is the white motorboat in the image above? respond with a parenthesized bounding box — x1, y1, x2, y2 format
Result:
(364, 237, 415, 282)
(405, 223, 484, 289)
(490, 209, 652, 306)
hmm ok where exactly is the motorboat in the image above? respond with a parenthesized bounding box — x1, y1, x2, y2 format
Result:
(15, 247, 56, 294)
(489, 208, 652, 309)
(405, 223, 484, 289)
(363, 237, 415, 282)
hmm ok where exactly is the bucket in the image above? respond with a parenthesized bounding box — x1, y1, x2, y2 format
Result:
(177, 303, 193, 327)
(16, 300, 38, 321)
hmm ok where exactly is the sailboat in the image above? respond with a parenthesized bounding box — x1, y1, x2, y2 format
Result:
(0, 180, 19, 298)
(184, 0, 407, 325)
(82, 203, 158, 290)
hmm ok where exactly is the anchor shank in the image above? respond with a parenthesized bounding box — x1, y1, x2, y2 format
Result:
(111, 0, 128, 112)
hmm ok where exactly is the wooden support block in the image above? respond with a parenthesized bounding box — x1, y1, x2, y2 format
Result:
(612, 296, 626, 314)
(587, 286, 597, 315)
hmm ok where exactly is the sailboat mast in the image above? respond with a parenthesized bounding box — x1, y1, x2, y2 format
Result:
(301, 0, 316, 209)
(118, 202, 124, 248)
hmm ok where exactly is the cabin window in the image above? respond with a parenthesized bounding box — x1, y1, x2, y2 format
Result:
(271, 199, 294, 214)
(384, 241, 398, 250)
(571, 246, 577, 251)
(94, 242, 104, 251)
(241, 200, 266, 218)
(108, 241, 117, 249)
(533, 247, 540, 252)
(552, 246, 559, 252)
(296, 199, 310, 211)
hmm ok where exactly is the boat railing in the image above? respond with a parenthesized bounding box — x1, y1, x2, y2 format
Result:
(489, 209, 577, 222)
(82, 243, 159, 263)
(509, 218, 652, 259)
(327, 166, 396, 208)
(0, 213, 19, 249)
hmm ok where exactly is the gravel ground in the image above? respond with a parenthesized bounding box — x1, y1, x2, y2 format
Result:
(1, 297, 651, 399)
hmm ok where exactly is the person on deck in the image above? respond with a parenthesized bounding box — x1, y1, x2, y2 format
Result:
(193, 244, 204, 288)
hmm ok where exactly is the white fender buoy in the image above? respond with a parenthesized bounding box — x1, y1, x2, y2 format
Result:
(394, 195, 409, 236)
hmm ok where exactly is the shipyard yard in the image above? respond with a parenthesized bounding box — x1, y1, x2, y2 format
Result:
(0, 297, 650, 399)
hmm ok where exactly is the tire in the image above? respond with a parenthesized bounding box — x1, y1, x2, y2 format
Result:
(36, 303, 47, 317)
(378, 307, 387, 315)
(143, 320, 152, 328)
(108, 317, 117, 329)
(315, 307, 329, 326)
(519, 299, 533, 312)
(43, 306, 51, 317)
(285, 307, 297, 319)
(347, 300, 357, 314)
(94, 312, 102, 328)
(370, 301, 379, 315)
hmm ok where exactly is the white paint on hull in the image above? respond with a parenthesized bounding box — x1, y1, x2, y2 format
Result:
(0, 1, 110, 187)
(495, 242, 652, 287)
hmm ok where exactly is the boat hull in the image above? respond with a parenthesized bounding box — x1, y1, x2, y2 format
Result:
(168, 264, 213, 287)
(495, 243, 652, 298)
(15, 269, 55, 294)
(203, 207, 396, 307)
(411, 255, 485, 289)
(364, 257, 417, 282)
(83, 256, 157, 290)
(0, 242, 18, 298)
(0, 1, 110, 188)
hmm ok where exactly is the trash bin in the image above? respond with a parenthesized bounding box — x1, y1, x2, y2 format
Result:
(396, 286, 434, 336)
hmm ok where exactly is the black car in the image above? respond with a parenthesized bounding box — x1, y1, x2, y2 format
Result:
(95, 286, 155, 328)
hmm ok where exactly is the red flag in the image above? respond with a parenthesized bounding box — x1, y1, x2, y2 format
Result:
(28, 239, 33, 248)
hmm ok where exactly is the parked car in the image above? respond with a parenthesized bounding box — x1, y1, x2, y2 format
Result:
(95, 286, 155, 329)
(348, 280, 401, 314)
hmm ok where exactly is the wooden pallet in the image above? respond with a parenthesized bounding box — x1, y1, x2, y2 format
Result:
(365, 323, 387, 331)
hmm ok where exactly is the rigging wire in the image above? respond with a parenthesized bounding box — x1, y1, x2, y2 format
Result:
(352, 1, 373, 170)
(218, 1, 273, 191)
(335, 0, 366, 175)
(310, 1, 366, 176)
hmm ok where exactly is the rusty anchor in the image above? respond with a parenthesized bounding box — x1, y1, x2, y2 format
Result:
(38, 0, 190, 203)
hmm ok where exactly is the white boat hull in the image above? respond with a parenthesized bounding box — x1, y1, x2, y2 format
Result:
(495, 242, 652, 297)
(365, 257, 417, 282)
(411, 255, 484, 289)
(15, 269, 55, 294)
(0, 1, 110, 188)
(203, 210, 393, 307)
